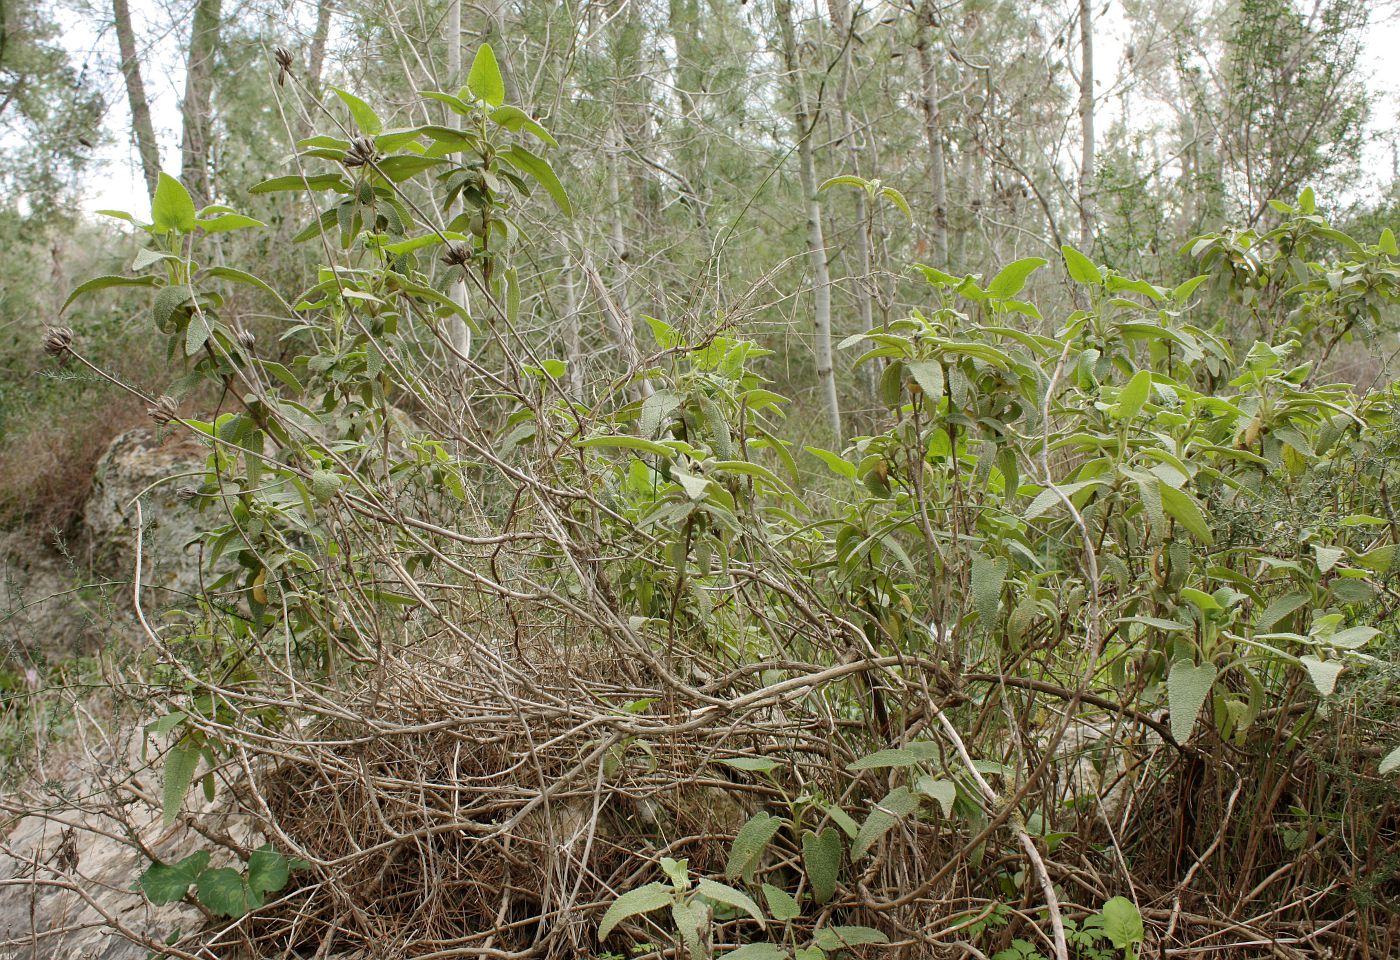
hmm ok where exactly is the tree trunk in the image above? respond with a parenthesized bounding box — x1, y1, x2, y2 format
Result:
(776, 0, 841, 441)
(445, 0, 471, 362)
(179, 0, 221, 208)
(1077, 0, 1096, 249)
(562, 254, 585, 399)
(914, 0, 949, 268)
(307, 0, 333, 103)
(112, 0, 160, 197)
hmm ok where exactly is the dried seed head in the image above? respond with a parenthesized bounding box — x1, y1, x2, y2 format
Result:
(42, 326, 74, 359)
(274, 46, 294, 86)
(343, 136, 379, 168)
(237, 328, 256, 350)
(176, 485, 200, 503)
(440, 243, 472, 268)
(148, 395, 180, 426)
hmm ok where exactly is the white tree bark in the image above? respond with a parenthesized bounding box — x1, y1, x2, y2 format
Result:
(777, 0, 841, 441)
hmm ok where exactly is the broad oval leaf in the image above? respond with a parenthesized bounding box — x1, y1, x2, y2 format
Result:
(152, 173, 196, 233)
(986, 257, 1048, 299)
(467, 43, 506, 107)
(597, 881, 673, 941)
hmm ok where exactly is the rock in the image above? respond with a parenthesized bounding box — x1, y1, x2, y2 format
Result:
(82, 428, 209, 605)
(0, 533, 110, 667)
(0, 732, 207, 960)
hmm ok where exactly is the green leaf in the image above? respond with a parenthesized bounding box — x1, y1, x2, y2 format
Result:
(185, 315, 211, 356)
(502, 145, 572, 216)
(196, 867, 258, 917)
(762, 883, 801, 921)
(467, 43, 506, 107)
(853, 786, 919, 858)
(812, 926, 889, 951)
(162, 740, 201, 826)
(576, 435, 677, 458)
(1300, 655, 1343, 696)
(1167, 660, 1217, 744)
(1255, 591, 1309, 631)
(1158, 481, 1213, 544)
(801, 828, 841, 905)
(62, 273, 159, 312)
(1061, 244, 1103, 284)
(247, 847, 290, 897)
(375, 155, 448, 182)
(1100, 897, 1144, 950)
(139, 851, 210, 904)
(818, 175, 868, 192)
(914, 776, 956, 817)
(152, 173, 196, 233)
(597, 882, 673, 940)
(489, 106, 557, 146)
(1380, 745, 1400, 776)
(804, 446, 856, 480)
(204, 266, 292, 311)
(880, 186, 912, 221)
(847, 749, 921, 771)
(724, 945, 788, 960)
(1114, 370, 1152, 420)
(971, 553, 1008, 627)
(198, 213, 265, 234)
(907, 361, 944, 404)
(720, 757, 782, 773)
(152, 284, 194, 331)
(696, 878, 765, 923)
(986, 257, 1048, 299)
(249, 173, 348, 193)
(671, 899, 708, 953)
(726, 812, 783, 883)
(331, 87, 382, 135)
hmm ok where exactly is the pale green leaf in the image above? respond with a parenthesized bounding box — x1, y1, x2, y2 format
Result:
(151, 173, 196, 233)
(467, 43, 506, 106)
(971, 553, 1008, 627)
(812, 926, 890, 951)
(1300, 655, 1343, 696)
(332, 87, 382, 135)
(162, 740, 201, 826)
(762, 883, 800, 921)
(696, 878, 765, 923)
(726, 812, 783, 882)
(986, 257, 1048, 299)
(1158, 481, 1213, 544)
(1101, 896, 1144, 950)
(801, 828, 841, 904)
(1061, 244, 1103, 284)
(1167, 660, 1217, 744)
(853, 786, 919, 858)
(1114, 370, 1152, 420)
(597, 882, 673, 940)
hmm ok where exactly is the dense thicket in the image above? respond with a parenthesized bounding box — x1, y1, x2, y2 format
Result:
(1, 2, 1398, 959)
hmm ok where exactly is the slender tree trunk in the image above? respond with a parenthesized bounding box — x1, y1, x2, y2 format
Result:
(179, 0, 221, 208)
(828, 0, 875, 413)
(776, 0, 841, 441)
(307, 0, 333, 102)
(445, 0, 471, 362)
(481, 0, 516, 104)
(562, 254, 585, 399)
(112, 0, 160, 197)
(915, 0, 949, 267)
(1077, 0, 1096, 248)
